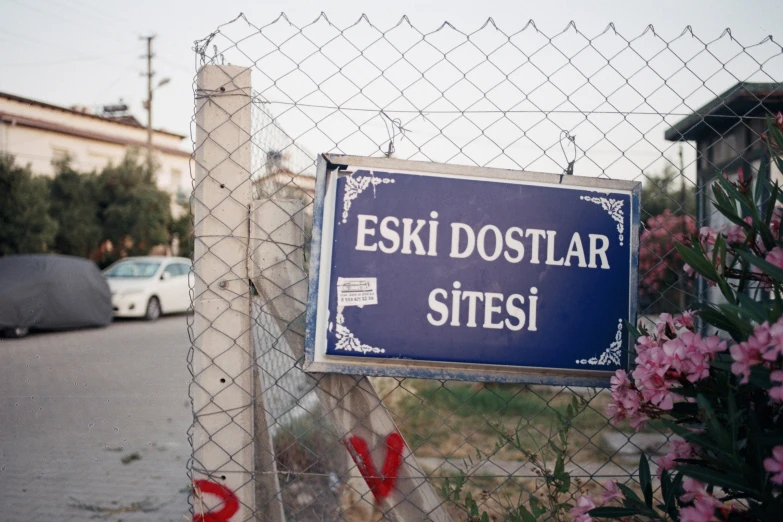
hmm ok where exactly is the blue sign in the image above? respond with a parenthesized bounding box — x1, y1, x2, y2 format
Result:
(305, 155, 640, 385)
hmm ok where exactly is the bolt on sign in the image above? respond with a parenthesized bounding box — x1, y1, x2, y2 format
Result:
(305, 155, 641, 385)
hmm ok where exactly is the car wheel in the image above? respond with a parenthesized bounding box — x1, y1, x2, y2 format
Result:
(3, 327, 29, 338)
(144, 297, 161, 321)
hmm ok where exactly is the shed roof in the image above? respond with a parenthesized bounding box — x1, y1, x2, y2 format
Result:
(664, 82, 783, 142)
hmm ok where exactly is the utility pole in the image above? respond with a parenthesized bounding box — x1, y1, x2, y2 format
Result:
(141, 35, 155, 176)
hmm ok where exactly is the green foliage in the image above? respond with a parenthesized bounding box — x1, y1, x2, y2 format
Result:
(440, 392, 598, 522)
(640, 162, 695, 220)
(49, 159, 103, 257)
(169, 197, 193, 258)
(97, 153, 171, 260)
(589, 115, 783, 521)
(0, 154, 57, 255)
(0, 151, 178, 261)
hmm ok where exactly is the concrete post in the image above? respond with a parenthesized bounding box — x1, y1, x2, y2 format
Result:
(192, 64, 255, 520)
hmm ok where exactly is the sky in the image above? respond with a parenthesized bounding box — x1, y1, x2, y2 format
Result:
(1, 0, 782, 180)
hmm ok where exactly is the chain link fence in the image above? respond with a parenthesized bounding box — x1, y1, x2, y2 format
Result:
(188, 13, 783, 521)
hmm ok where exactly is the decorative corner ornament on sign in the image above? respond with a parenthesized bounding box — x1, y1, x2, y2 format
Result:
(341, 172, 395, 224)
(334, 310, 386, 355)
(580, 195, 625, 246)
(332, 277, 385, 355)
(575, 319, 623, 367)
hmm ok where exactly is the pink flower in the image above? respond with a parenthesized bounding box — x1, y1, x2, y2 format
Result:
(610, 369, 630, 388)
(772, 207, 783, 238)
(730, 322, 773, 384)
(730, 343, 761, 384)
(600, 480, 622, 504)
(680, 497, 721, 522)
(606, 369, 648, 429)
(678, 310, 696, 330)
(656, 313, 677, 338)
(699, 227, 718, 247)
(724, 219, 750, 244)
(764, 446, 783, 485)
(770, 371, 783, 402)
(766, 247, 783, 270)
(762, 318, 783, 362)
(569, 495, 596, 522)
(658, 438, 698, 475)
(680, 478, 708, 503)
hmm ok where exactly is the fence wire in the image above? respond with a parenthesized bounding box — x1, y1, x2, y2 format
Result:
(188, 12, 783, 522)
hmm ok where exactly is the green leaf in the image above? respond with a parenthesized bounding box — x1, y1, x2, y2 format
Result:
(639, 454, 653, 508)
(713, 235, 737, 303)
(617, 483, 644, 506)
(660, 470, 671, 510)
(515, 506, 537, 522)
(662, 420, 726, 458)
(529, 496, 545, 518)
(626, 320, 642, 340)
(676, 465, 761, 498)
(714, 304, 754, 337)
(728, 389, 739, 456)
(713, 202, 752, 230)
(699, 307, 747, 342)
(558, 471, 571, 494)
(748, 364, 773, 389)
(588, 507, 644, 518)
(710, 359, 733, 372)
(675, 242, 719, 282)
(736, 292, 769, 323)
(715, 173, 754, 216)
(697, 394, 732, 450)
(717, 174, 776, 249)
(662, 471, 682, 519)
(756, 160, 768, 208)
(753, 433, 783, 447)
(736, 249, 783, 285)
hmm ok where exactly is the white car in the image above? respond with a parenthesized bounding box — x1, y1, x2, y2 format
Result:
(103, 256, 193, 320)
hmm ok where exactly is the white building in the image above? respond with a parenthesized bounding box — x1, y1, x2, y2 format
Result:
(0, 91, 191, 202)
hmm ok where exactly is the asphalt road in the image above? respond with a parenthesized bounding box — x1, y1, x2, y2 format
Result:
(0, 316, 192, 521)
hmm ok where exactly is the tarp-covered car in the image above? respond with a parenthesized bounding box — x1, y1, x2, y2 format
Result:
(0, 254, 112, 338)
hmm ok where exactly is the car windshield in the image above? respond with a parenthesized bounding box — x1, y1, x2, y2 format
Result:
(103, 261, 161, 278)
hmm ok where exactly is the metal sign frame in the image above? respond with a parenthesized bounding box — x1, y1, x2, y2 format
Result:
(304, 154, 640, 386)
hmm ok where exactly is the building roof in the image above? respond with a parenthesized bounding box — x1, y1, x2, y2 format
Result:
(0, 91, 185, 139)
(0, 111, 190, 158)
(665, 82, 783, 142)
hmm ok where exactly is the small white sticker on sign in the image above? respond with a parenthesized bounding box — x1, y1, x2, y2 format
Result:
(337, 277, 378, 307)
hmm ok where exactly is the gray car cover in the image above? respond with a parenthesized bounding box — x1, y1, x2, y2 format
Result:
(0, 254, 112, 331)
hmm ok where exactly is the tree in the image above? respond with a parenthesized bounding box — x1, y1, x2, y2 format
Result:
(639, 163, 697, 313)
(641, 162, 696, 220)
(97, 152, 172, 262)
(49, 159, 103, 258)
(0, 154, 57, 255)
(169, 196, 193, 258)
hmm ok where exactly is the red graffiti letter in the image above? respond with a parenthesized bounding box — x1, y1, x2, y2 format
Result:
(193, 479, 239, 522)
(344, 431, 405, 503)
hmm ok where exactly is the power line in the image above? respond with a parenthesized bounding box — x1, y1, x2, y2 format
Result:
(0, 50, 137, 68)
(96, 64, 140, 100)
(8, 0, 131, 45)
(42, 0, 136, 37)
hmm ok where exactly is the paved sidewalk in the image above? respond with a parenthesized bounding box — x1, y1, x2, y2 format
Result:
(0, 317, 192, 521)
